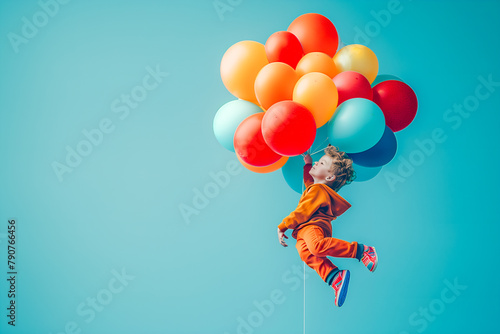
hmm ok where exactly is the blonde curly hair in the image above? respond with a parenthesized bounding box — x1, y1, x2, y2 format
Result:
(323, 144, 357, 192)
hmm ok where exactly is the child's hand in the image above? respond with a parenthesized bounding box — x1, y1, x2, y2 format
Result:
(303, 153, 312, 165)
(278, 228, 288, 247)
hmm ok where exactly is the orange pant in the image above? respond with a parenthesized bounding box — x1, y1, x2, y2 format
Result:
(295, 225, 360, 283)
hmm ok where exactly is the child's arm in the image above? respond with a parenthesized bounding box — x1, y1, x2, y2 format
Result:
(303, 153, 313, 188)
(277, 186, 326, 232)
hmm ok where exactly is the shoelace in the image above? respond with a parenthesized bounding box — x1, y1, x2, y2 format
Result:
(362, 254, 374, 266)
(333, 274, 344, 288)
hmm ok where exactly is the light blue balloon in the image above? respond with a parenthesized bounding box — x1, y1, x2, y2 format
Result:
(327, 98, 386, 154)
(352, 162, 382, 182)
(371, 74, 403, 87)
(213, 100, 263, 152)
(282, 155, 320, 194)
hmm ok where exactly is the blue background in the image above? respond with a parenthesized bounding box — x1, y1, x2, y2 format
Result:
(1, 0, 499, 333)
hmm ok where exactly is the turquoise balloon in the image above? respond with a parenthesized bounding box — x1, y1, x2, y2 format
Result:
(352, 162, 382, 182)
(282, 155, 320, 194)
(213, 100, 263, 152)
(371, 74, 403, 87)
(327, 98, 386, 153)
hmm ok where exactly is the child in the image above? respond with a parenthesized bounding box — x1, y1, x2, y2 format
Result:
(277, 144, 378, 307)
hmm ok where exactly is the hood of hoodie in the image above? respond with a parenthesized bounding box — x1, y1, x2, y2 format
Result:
(315, 183, 352, 217)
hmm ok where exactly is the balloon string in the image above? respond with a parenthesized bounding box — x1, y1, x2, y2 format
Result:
(302, 167, 306, 334)
(311, 137, 329, 154)
(310, 145, 329, 156)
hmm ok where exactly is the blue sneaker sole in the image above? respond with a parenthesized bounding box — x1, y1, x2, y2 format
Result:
(336, 270, 350, 307)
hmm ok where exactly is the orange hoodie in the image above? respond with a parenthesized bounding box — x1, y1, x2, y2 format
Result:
(278, 163, 352, 239)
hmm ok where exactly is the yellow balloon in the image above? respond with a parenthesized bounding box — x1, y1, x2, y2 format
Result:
(296, 52, 339, 78)
(220, 41, 269, 104)
(293, 72, 339, 128)
(333, 44, 379, 84)
(236, 153, 288, 173)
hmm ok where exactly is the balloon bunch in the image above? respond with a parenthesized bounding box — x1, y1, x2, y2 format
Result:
(213, 13, 418, 193)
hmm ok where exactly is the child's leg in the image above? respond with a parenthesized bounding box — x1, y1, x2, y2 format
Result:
(295, 237, 339, 285)
(299, 225, 364, 260)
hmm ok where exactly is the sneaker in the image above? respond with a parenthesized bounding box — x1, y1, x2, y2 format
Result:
(361, 245, 378, 272)
(331, 269, 350, 307)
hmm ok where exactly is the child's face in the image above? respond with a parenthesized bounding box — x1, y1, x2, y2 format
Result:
(309, 155, 336, 183)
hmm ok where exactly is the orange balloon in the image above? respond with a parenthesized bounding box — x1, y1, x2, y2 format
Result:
(236, 153, 288, 173)
(333, 44, 379, 84)
(296, 52, 340, 78)
(293, 72, 339, 128)
(221, 41, 269, 103)
(254, 62, 299, 110)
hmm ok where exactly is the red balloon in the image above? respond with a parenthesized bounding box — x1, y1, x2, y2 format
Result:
(262, 101, 316, 156)
(234, 113, 283, 167)
(265, 31, 304, 69)
(287, 13, 338, 57)
(373, 80, 418, 132)
(333, 71, 373, 105)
